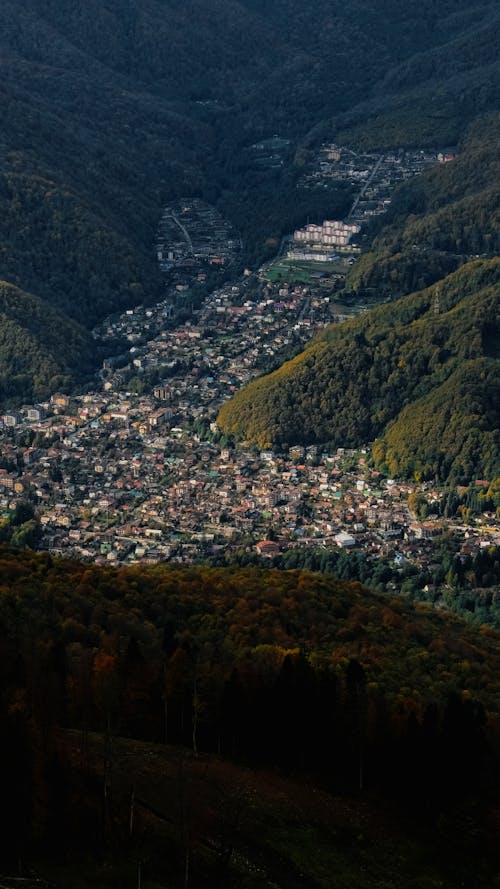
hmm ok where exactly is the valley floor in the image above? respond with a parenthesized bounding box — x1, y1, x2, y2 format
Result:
(0, 254, 497, 580)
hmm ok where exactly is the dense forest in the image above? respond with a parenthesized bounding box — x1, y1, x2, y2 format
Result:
(218, 259, 500, 483)
(0, 281, 97, 402)
(210, 536, 500, 630)
(3, 548, 500, 885)
(0, 0, 499, 400)
(327, 8, 500, 149)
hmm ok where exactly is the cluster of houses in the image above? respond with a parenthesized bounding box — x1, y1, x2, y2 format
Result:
(94, 267, 342, 403)
(2, 144, 492, 575)
(156, 198, 241, 272)
(1, 407, 497, 568)
(0, 259, 497, 568)
(300, 143, 442, 227)
(282, 142, 443, 264)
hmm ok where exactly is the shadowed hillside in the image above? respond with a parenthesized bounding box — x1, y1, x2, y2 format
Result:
(2, 550, 500, 885)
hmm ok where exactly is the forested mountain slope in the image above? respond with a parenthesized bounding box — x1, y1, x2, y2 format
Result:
(2, 549, 500, 750)
(3, 550, 500, 884)
(375, 357, 499, 482)
(0, 281, 95, 403)
(218, 259, 500, 483)
(328, 5, 500, 148)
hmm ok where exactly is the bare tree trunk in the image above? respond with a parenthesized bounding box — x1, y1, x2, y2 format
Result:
(192, 657, 201, 757)
(129, 786, 135, 837)
(103, 711, 113, 837)
(192, 674, 199, 757)
(178, 755, 190, 889)
(80, 720, 89, 772)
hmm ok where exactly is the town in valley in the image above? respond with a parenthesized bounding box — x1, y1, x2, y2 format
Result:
(1, 142, 496, 576)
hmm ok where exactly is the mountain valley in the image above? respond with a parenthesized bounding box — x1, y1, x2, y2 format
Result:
(1, 2, 500, 886)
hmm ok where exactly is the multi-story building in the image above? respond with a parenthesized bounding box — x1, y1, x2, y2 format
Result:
(293, 219, 360, 248)
(26, 405, 47, 422)
(3, 411, 22, 427)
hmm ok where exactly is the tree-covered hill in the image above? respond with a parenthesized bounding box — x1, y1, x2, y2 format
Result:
(374, 358, 500, 483)
(3, 550, 500, 884)
(217, 259, 500, 483)
(0, 281, 95, 403)
(3, 548, 500, 743)
(327, 6, 500, 149)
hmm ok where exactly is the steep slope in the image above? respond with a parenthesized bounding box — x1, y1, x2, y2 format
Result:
(0, 281, 95, 402)
(0, 1, 213, 326)
(43, 730, 498, 889)
(217, 259, 500, 483)
(329, 6, 500, 148)
(374, 358, 500, 482)
(3, 551, 500, 885)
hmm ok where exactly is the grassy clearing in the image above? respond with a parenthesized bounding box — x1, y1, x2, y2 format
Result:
(265, 259, 346, 283)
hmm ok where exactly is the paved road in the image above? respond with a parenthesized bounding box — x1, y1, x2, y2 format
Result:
(347, 153, 385, 220)
(166, 212, 193, 253)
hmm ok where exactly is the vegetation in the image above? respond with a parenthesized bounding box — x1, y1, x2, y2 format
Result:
(3, 549, 500, 883)
(218, 259, 500, 483)
(0, 501, 40, 549)
(0, 281, 96, 400)
(328, 11, 500, 149)
(374, 358, 499, 482)
(209, 537, 500, 627)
